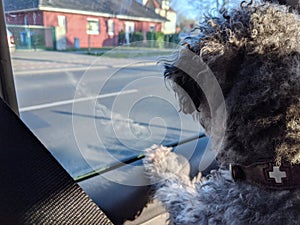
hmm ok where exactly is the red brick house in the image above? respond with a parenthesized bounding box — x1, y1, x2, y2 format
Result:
(4, 0, 167, 49)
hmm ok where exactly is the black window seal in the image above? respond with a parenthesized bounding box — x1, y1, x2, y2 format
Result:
(0, 1, 19, 116)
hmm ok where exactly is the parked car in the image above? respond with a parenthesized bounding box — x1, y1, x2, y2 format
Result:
(7, 29, 15, 53)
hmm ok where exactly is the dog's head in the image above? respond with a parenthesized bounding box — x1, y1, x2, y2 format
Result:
(164, 2, 300, 166)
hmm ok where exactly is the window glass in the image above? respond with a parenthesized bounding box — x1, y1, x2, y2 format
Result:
(58, 15, 67, 31)
(87, 18, 100, 35)
(108, 19, 114, 35)
(150, 25, 156, 32)
(4, 0, 241, 179)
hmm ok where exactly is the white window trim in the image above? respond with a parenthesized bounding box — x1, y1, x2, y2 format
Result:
(87, 18, 99, 35)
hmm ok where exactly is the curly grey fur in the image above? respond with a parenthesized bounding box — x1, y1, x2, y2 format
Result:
(144, 145, 300, 224)
(143, 1, 300, 224)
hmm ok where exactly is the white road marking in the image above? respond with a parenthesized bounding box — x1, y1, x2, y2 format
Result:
(19, 89, 138, 112)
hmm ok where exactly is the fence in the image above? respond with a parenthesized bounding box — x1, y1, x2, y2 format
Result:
(7, 25, 55, 50)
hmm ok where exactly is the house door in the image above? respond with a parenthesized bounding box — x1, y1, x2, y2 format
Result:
(125, 21, 135, 44)
(56, 15, 67, 50)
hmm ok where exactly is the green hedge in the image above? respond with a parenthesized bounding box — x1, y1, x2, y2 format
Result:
(164, 33, 180, 44)
(156, 31, 164, 48)
(130, 31, 144, 42)
(146, 31, 165, 48)
(118, 30, 126, 44)
(146, 31, 155, 40)
(118, 31, 180, 47)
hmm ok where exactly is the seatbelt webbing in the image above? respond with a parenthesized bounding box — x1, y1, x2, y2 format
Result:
(0, 98, 113, 224)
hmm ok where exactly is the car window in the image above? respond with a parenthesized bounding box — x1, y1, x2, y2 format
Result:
(4, 0, 239, 180)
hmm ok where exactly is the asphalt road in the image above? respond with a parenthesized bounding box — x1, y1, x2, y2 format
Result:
(11, 51, 201, 178)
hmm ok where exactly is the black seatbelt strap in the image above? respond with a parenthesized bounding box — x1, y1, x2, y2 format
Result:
(0, 98, 113, 224)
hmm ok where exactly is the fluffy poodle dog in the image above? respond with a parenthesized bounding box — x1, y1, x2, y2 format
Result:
(143, 1, 300, 224)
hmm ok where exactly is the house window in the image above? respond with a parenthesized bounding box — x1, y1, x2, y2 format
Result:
(87, 18, 99, 35)
(33, 12, 37, 25)
(150, 25, 156, 32)
(58, 15, 67, 31)
(108, 19, 114, 35)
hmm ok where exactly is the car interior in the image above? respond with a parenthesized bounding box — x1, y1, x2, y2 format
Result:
(0, 1, 218, 224)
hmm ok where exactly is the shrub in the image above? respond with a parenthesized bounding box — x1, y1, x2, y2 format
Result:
(164, 33, 180, 44)
(130, 31, 144, 42)
(118, 30, 126, 45)
(146, 31, 155, 40)
(155, 31, 164, 48)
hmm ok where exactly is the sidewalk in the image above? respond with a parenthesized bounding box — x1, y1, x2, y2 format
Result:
(10, 49, 170, 75)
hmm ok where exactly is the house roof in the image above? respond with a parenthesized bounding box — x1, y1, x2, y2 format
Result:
(4, 0, 167, 22)
(144, 0, 161, 9)
(144, 0, 175, 13)
(4, 0, 39, 11)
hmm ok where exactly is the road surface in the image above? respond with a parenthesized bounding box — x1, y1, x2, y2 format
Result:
(11, 51, 201, 178)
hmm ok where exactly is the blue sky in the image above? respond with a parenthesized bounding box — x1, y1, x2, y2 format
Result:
(170, 0, 242, 20)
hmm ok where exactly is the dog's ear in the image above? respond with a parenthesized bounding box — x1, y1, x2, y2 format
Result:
(164, 60, 212, 132)
(163, 44, 238, 134)
(164, 38, 244, 101)
(164, 63, 204, 114)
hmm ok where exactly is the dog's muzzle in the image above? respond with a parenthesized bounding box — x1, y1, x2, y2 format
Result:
(229, 161, 300, 190)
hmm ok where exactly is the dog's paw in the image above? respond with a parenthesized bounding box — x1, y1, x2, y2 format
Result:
(143, 145, 172, 177)
(143, 145, 190, 183)
(144, 144, 172, 163)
